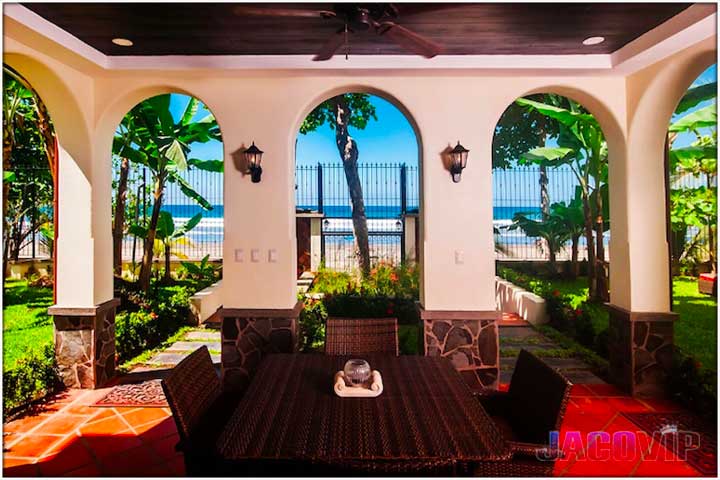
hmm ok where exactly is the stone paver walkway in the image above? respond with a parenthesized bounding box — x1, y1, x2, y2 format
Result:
(499, 314, 606, 385)
(139, 329, 220, 371)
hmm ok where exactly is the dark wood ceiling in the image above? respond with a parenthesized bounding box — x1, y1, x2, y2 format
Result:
(23, 2, 692, 56)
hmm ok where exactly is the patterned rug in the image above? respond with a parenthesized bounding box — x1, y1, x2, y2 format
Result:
(623, 412, 717, 476)
(93, 380, 168, 408)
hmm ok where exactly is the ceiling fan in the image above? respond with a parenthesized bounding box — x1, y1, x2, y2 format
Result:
(233, 3, 442, 61)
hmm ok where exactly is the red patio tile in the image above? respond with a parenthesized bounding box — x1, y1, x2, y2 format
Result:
(144, 461, 176, 476)
(63, 462, 103, 477)
(136, 417, 178, 443)
(587, 384, 627, 397)
(149, 434, 181, 461)
(83, 408, 118, 425)
(3, 459, 40, 477)
(34, 414, 89, 435)
(638, 396, 686, 413)
(98, 444, 164, 476)
(4, 434, 65, 459)
(570, 384, 597, 397)
(633, 440, 702, 477)
(80, 433, 143, 460)
(167, 454, 186, 476)
(607, 397, 653, 414)
(3, 415, 50, 435)
(121, 407, 170, 428)
(37, 442, 95, 477)
(77, 415, 130, 436)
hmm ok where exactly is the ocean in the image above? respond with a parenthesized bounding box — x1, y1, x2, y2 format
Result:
(159, 204, 607, 249)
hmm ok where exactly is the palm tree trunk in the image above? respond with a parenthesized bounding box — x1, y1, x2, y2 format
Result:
(163, 243, 172, 283)
(138, 176, 164, 291)
(3, 134, 13, 279)
(113, 158, 130, 275)
(594, 189, 609, 301)
(571, 234, 580, 278)
(581, 194, 597, 299)
(539, 164, 550, 220)
(332, 97, 371, 276)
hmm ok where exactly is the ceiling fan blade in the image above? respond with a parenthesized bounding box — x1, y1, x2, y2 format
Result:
(313, 30, 346, 61)
(378, 22, 442, 58)
(233, 6, 335, 19)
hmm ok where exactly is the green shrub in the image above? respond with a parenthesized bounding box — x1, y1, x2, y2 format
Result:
(3, 344, 60, 415)
(114, 282, 194, 363)
(298, 297, 327, 352)
(669, 354, 717, 421)
(323, 294, 419, 325)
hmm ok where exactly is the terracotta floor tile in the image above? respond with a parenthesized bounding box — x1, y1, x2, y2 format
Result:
(3, 457, 35, 468)
(3, 461, 40, 477)
(149, 434, 181, 461)
(136, 417, 178, 443)
(638, 397, 687, 413)
(167, 454, 186, 476)
(3, 415, 49, 435)
(607, 397, 653, 414)
(570, 384, 597, 397)
(121, 408, 170, 428)
(634, 441, 703, 477)
(33, 414, 89, 435)
(63, 462, 103, 477)
(83, 408, 118, 425)
(98, 444, 164, 476)
(3, 432, 21, 449)
(587, 384, 627, 397)
(144, 461, 176, 476)
(77, 416, 130, 436)
(37, 442, 95, 477)
(81, 432, 143, 460)
(4, 434, 64, 459)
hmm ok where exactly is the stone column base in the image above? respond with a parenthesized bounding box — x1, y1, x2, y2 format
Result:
(607, 304, 677, 398)
(48, 298, 120, 389)
(220, 302, 302, 393)
(418, 306, 500, 391)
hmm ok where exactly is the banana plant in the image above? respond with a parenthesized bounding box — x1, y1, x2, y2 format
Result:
(515, 97, 609, 301)
(129, 210, 202, 283)
(507, 209, 571, 275)
(668, 83, 717, 271)
(114, 94, 223, 291)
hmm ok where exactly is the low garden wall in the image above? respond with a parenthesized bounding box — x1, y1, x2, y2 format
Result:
(495, 277, 548, 325)
(189, 280, 223, 325)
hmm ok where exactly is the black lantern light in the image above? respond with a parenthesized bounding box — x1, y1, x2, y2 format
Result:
(244, 142, 264, 183)
(449, 141, 469, 183)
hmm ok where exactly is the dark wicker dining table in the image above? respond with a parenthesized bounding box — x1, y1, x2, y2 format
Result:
(215, 354, 512, 475)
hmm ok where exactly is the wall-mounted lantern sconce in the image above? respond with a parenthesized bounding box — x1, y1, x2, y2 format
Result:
(449, 141, 469, 183)
(244, 142, 264, 183)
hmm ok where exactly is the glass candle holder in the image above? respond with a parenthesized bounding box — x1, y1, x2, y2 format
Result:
(344, 359, 371, 386)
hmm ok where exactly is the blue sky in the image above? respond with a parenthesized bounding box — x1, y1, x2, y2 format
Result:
(124, 67, 716, 210)
(296, 95, 418, 167)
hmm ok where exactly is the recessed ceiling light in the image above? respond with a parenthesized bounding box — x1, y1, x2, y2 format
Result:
(112, 38, 134, 47)
(582, 36, 605, 46)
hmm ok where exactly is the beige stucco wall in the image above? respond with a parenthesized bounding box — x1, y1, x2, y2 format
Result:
(3, 16, 715, 314)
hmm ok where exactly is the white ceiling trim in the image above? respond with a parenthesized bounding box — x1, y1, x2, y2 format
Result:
(3, 3, 715, 74)
(4, 3, 108, 68)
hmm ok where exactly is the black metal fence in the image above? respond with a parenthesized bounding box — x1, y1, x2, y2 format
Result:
(5, 165, 54, 260)
(493, 165, 610, 261)
(117, 164, 223, 262)
(296, 163, 419, 271)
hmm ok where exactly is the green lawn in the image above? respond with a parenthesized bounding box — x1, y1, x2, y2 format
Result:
(537, 275, 716, 372)
(3, 280, 54, 368)
(672, 276, 717, 372)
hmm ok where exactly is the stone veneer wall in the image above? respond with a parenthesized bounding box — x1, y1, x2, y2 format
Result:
(220, 303, 301, 393)
(49, 299, 119, 389)
(420, 307, 500, 391)
(607, 304, 677, 398)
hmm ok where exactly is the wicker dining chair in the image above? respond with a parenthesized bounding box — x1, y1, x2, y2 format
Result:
(476, 349, 573, 476)
(325, 317, 399, 356)
(161, 346, 238, 476)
